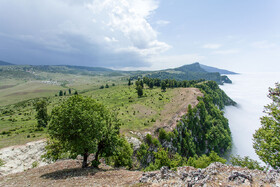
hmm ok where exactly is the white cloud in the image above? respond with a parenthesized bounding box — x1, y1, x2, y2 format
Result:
(87, 0, 170, 55)
(212, 49, 239, 55)
(251, 40, 277, 49)
(202, 43, 222, 49)
(156, 20, 170, 26)
(0, 0, 170, 67)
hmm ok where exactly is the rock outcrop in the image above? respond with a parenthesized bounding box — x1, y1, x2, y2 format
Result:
(139, 162, 280, 186)
(0, 140, 49, 176)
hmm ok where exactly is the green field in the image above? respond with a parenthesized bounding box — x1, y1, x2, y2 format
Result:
(0, 64, 231, 149)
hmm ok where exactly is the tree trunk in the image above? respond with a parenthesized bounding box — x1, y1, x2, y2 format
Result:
(95, 149, 99, 164)
(82, 149, 88, 168)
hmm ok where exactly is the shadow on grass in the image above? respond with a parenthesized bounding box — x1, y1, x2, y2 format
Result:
(40, 167, 106, 180)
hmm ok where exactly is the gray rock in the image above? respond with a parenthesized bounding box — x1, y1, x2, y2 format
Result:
(126, 137, 142, 150)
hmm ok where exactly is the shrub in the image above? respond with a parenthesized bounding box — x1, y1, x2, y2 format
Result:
(32, 161, 39, 168)
(230, 155, 265, 171)
(0, 159, 5, 167)
(187, 151, 226, 169)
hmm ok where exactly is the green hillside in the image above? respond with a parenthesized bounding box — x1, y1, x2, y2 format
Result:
(145, 63, 232, 84)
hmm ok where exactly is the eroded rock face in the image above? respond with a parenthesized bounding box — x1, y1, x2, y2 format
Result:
(126, 136, 142, 150)
(139, 162, 280, 186)
(0, 140, 49, 176)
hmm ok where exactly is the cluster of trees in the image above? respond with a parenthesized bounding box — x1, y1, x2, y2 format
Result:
(136, 81, 233, 170)
(57, 88, 78, 96)
(129, 77, 207, 97)
(137, 134, 227, 171)
(100, 83, 115, 89)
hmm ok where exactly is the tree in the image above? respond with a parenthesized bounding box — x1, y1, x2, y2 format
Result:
(64, 91, 66, 96)
(136, 85, 143, 97)
(105, 84, 109, 88)
(149, 81, 154, 89)
(35, 99, 48, 128)
(74, 90, 78, 95)
(59, 90, 63, 96)
(161, 82, 166, 92)
(128, 79, 132, 86)
(253, 83, 280, 169)
(47, 95, 121, 168)
(100, 85, 104, 89)
(68, 88, 72, 95)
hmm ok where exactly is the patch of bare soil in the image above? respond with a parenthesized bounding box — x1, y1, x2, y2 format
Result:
(154, 88, 203, 131)
(0, 85, 16, 90)
(0, 160, 143, 187)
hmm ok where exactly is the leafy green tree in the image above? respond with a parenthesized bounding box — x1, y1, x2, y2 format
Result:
(230, 155, 265, 171)
(149, 81, 154, 89)
(74, 90, 78, 95)
(105, 84, 109, 88)
(46, 95, 121, 168)
(253, 83, 280, 169)
(68, 88, 71, 95)
(161, 82, 166, 92)
(100, 85, 104, 89)
(128, 79, 132, 86)
(64, 91, 66, 96)
(59, 90, 63, 96)
(35, 99, 48, 128)
(136, 85, 143, 97)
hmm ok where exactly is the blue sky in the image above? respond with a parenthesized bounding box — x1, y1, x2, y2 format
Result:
(0, 0, 279, 72)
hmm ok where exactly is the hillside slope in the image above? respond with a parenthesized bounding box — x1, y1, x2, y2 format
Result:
(0, 60, 14, 66)
(0, 160, 278, 186)
(145, 63, 232, 84)
(200, 63, 237, 74)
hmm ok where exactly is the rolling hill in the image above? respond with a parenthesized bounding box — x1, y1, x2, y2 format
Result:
(145, 62, 233, 84)
(0, 60, 14, 66)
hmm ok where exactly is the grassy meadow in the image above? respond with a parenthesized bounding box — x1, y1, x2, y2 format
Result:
(0, 65, 203, 149)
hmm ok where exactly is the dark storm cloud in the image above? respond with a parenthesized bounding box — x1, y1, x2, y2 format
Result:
(0, 0, 169, 68)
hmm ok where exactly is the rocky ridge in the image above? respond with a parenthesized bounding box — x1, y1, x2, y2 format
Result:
(0, 140, 48, 176)
(140, 162, 280, 186)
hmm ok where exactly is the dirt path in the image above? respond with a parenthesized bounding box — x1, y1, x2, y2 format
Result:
(154, 87, 203, 131)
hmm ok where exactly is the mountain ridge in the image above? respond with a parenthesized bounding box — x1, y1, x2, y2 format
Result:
(0, 60, 14, 66)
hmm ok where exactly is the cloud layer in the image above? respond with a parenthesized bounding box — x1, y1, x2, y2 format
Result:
(0, 0, 170, 68)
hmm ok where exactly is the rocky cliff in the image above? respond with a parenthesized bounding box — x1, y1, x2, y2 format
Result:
(140, 162, 279, 186)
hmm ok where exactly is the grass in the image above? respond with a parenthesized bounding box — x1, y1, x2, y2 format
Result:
(85, 85, 175, 132)
(0, 75, 200, 149)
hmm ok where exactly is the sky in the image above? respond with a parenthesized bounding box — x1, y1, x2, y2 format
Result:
(0, 0, 280, 72)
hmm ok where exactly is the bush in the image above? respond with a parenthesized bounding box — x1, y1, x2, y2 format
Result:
(187, 151, 226, 169)
(110, 136, 133, 169)
(230, 155, 265, 171)
(32, 161, 39, 168)
(145, 148, 185, 171)
(0, 159, 5, 167)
